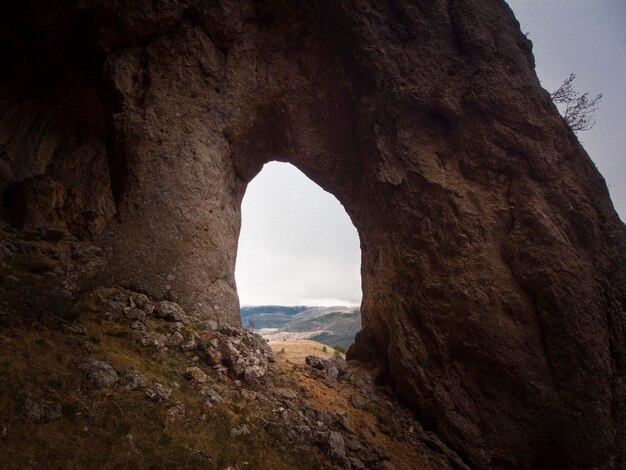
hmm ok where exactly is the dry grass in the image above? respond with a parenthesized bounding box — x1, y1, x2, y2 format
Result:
(268, 339, 343, 364)
(0, 315, 317, 470)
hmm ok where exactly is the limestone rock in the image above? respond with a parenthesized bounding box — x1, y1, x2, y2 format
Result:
(197, 327, 274, 382)
(327, 431, 350, 468)
(155, 301, 190, 325)
(165, 402, 185, 427)
(118, 370, 150, 390)
(22, 399, 62, 423)
(78, 358, 118, 389)
(305, 356, 345, 381)
(162, 331, 184, 348)
(145, 384, 172, 403)
(184, 367, 208, 384)
(200, 387, 223, 407)
(1, 1, 625, 467)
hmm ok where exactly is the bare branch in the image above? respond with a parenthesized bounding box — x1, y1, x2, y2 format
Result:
(551, 74, 602, 133)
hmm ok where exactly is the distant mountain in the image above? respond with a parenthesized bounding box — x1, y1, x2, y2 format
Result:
(240, 305, 361, 349)
(240, 306, 310, 329)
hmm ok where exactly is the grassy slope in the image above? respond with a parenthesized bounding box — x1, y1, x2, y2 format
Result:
(269, 339, 343, 364)
(0, 315, 310, 470)
(0, 226, 462, 470)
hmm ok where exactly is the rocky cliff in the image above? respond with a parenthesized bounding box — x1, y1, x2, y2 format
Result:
(1, 1, 625, 468)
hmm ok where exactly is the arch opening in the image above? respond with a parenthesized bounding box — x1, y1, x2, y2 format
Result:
(235, 161, 362, 351)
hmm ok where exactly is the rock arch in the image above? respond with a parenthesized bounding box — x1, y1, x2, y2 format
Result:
(1, 0, 625, 468)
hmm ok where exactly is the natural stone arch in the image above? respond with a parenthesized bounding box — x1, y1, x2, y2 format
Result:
(1, 0, 625, 468)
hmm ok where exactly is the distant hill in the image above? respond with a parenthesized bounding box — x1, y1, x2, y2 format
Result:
(240, 306, 361, 349)
(240, 306, 310, 329)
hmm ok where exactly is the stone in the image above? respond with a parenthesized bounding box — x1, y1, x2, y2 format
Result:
(155, 301, 189, 324)
(374, 462, 395, 470)
(338, 415, 354, 434)
(350, 457, 366, 470)
(78, 358, 118, 389)
(199, 387, 222, 407)
(350, 394, 366, 410)
(165, 402, 185, 427)
(305, 356, 327, 371)
(330, 357, 348, 376)
(101, 299, 126, 316)
(59, 323, 87, 335)
(184, 367, 208, 384)
(197, 328, 274, 381)
(23, 399, 62, 423)
(170, 321, 184, 331)
(118, 370, 150, 390)
(131, 293, 154, 314)
(230, 425, 250, 438)
(180, 337, 198, 352)
(124, 308, 146, 321)
(162, 331, 184, 348)
(130, 321, 146, 331)
(138, 332, 162, 349)
(325, 364, 339, 381)
(145, 383, 172, 403)
(275, 388, 298, 401)
(327, 431, 349, 468)
(2, 2, 626, 468)
(200, 320, 218, 331)
(305, 356, 341, 380)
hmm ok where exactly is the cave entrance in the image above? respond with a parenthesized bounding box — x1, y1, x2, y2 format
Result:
(235, 161, 362, 352)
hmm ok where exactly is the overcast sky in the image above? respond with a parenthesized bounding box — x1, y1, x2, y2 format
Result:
(235, 162, 362, 306)
(235, 1, 625, 307)
(507, 0, 626, 216)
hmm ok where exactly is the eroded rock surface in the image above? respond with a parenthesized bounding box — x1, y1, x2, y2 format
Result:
(1, 1, 626, 468)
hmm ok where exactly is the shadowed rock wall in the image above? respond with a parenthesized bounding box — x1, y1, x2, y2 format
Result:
(2, 1, 625, 468)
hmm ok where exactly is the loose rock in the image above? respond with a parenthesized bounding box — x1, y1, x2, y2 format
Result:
(78, 358, 118, 389)
(118, 369, 150, 390)
(155, 301, 189, 324)
(145, 383, 172, 403)
(184, 367, 208, 384)
(23, 399, 62, 423)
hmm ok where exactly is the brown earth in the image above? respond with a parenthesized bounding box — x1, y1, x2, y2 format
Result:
(1, 1, 625, 468)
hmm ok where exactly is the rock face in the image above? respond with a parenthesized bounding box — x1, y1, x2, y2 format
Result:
(1, 1, 626, 468)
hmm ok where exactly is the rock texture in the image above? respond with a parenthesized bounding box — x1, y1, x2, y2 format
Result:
(1, 1, 626, 468)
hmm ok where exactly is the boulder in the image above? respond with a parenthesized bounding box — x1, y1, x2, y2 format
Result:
(155, 301, 189, 325)
(145, 383, 172, 403)
(184, 367, 208, 384)
(78, 358, 118, 389)
(22, 399, 62, 423)
(197, 328, 274, 381)
(118, 369, 150, 390)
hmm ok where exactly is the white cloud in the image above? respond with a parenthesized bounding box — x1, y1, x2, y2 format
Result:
(235, 162, 362, 307)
